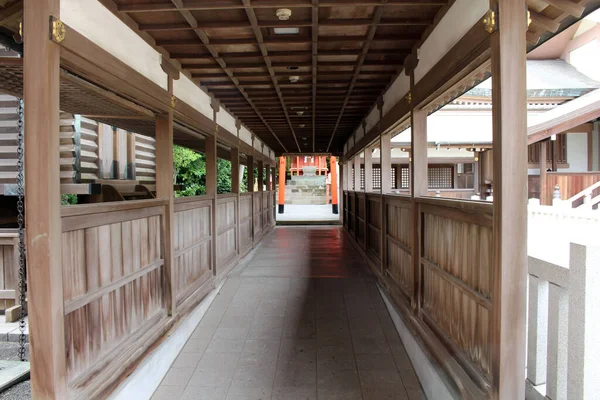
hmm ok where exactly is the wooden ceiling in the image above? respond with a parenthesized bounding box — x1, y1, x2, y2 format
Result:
(112, 0, 448, 154)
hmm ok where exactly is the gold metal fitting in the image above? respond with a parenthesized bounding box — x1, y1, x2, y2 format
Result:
(170, 95, 177, 108)
(51, 17, 66, 43)
(483, 10, 496, 34)
(406, 92, 412, 105)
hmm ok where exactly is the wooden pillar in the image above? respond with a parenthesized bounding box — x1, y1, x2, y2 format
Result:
(231, 147, 240, 254)
(410, 98, 428, 312)
(490, 0, 528, 397)
(331, 156, 339, 214)
(539, 141, 547, 204)
(257, 159, 264, 192)
(364, 148, 373, 192)
(24, 2, 67, 397)
(155, 111, 175, 316)
(265, 163, 272, 191)
(381, 134, 392, 194)
(354, 155, 361, 191)
(552, 136, 558, 172)
(127, 132, 136, 180)
(247, 155, 255, 193)
(278, 156, 286, 213)
(473, 151, 480, 197)
(206, 108, 217, 273)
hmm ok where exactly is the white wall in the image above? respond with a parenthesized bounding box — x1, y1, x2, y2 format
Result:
(414, 0, 489, 83)
(61, 0, 167, 90)
(559, 132, 588, 172)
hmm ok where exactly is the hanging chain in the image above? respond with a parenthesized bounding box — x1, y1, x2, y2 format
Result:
(16, 98, 27, 361)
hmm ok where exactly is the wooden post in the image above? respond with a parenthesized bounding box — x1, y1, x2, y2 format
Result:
(24, 1, 68, 397)
(381, 135, 392, 194)
(278, 156, 285, 213)
(539, 141, 547, 204)
(364, 148, 373, 193)
(155, 112, 176, 316)
(257, 160, 264, 192)
(474, 151, 480, 197)
(410, 99, 428, 313)
(127, 132, 136, 180)
(552, 136, 558, 172)
(265, 164, 272, 191)
(231, 147, 240, 254)
(490, 0, 528, 397)
(354, 155, 361, 191)
(206, 104, 218, 273)
(378, 101, 389, 276)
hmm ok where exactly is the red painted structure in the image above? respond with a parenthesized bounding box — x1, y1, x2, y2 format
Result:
(290, 155, 328, 176)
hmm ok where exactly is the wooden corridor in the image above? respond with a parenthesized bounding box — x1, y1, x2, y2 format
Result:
(153, 227, 424, 400)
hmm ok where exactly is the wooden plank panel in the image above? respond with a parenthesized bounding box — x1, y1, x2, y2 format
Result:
(61, 210, 166, 394)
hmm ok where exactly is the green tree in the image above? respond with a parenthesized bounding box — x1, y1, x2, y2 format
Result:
(174, 145, 206, 197)
(174, 145, 235, 196)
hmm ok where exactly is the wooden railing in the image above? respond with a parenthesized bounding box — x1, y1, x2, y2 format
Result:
(173, 196, 212, 306)
(240, 193, 253, 254)
(253, 191, 263, 239)
(344, 190, 493, 398)
(57, 190, 277, 398)
(61, 199, 170, 399)
(216, 194, 238, 267)
(529, 172, 600, 205)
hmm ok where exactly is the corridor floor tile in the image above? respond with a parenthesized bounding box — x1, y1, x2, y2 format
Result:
(153, 227, 424, 400)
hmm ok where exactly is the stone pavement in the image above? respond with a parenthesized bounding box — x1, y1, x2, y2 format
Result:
(152, 227, 425, 400)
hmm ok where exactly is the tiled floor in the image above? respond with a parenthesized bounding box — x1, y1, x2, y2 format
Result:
(153, 227, 425, 400)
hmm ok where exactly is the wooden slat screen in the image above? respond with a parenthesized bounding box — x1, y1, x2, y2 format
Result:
(174, 196, 212, 305)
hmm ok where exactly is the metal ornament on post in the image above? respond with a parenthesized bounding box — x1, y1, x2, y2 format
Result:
(16, 98, 27, 361)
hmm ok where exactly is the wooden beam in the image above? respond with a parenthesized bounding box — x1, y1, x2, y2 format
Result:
(326, 3, 385, 152)
(139, 17, 432, 31)
(542, 0, 585, 18)
(118, 0, 447, 12)
(490, 0, 528, 398)
(0, 1, 22, 26)
(241, 0, 301, 152)
(156, 35, 418, 47)
(529, 10, 560, 32)
(24, 1, 68, 398)
(169, 0, 287, 153)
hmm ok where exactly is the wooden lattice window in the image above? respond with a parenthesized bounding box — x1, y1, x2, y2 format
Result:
(527, 135, 567, 165)
(352, 167, 355, 190)
(360, 166, 365, 189)
(428, 166, 453, 188)
(391, 168, 396, 189)
(400, 166, 409, 189)
(372, 167, 381, 190)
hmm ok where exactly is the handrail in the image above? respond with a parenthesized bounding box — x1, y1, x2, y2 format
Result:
(61, 197, 168, 217)
(174, 194, 212, 204)
(566, 180, 600, 205)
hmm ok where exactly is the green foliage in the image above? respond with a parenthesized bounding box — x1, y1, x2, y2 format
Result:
(174, 145, 206, 197)
(216, 159, 232, 194)
(61, 194, 78, 205)
(173, 145, 235, 196)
